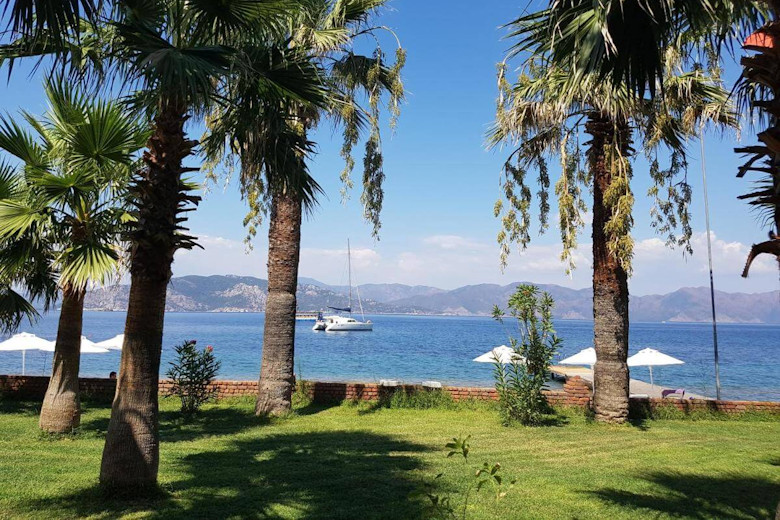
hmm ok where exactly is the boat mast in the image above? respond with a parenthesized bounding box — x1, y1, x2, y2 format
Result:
(347, 239, 353, 316)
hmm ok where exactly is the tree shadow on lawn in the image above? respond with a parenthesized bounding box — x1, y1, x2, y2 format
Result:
(589, 471, 780, 519)
(0, 398, 41, 415)
(22, 430, 433, 520)
(78, 405, 267, 443)
(293, 400, 342, 416)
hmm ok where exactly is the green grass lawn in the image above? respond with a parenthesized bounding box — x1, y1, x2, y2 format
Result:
(0, 397, 778, 519)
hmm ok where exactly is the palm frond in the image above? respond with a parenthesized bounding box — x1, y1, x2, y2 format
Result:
(0, 285, 38, 334)
(0, 116, 49, 171)
(187, 0, 293, 43)
(0, 161, 22, 199)
(325, 0, 385, 28)
(0, 200, 47, 239)
(113, 19, 235, 113)
(330, 52, 394, 92)
(2, 0, 97, 43)
(507, 0, 767, 98)
(58, 240, 118, 288)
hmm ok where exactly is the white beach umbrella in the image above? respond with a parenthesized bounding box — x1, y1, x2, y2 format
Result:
(0, 332, 55, 375)
(473, 345, 525, 364)
(627, 348, 684, 387)
(95, 334, 124, 350)
(559, 347, 597, 368)
(38, 336, 110, 354)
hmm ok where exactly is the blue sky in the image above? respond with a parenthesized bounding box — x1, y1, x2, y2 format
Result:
(1, 0, 778, 295)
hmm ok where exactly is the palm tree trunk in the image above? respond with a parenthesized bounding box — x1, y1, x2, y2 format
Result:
(38, 284, 85, 433)
(100, 103, 197, 490)
(256, 188, 302, 416)
(586, 114, 631, 424)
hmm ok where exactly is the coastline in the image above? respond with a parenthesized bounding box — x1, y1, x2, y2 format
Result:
(79, 308, 780, 325)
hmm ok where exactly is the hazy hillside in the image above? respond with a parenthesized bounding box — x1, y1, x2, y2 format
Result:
(84, 275, 780, 323)
(389, 282, 592, 318)
(630, 287, 780, 324)
(298, 278, 444, 303)
(85, 275, 433, 314)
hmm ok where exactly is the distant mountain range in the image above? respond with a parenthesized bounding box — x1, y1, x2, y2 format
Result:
(83, 274, 780, 324)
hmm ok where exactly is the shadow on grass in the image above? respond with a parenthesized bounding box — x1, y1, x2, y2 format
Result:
(535, 413, 569, 427)
(627, 416, 651, 431)
(22, 430, 432, 520)
(78, 403, 266, 443)
(158, 407, 269, 443)
(0, 398, 40, 415)
(294, 400, 342, 416)
(589, 472, 779, 519)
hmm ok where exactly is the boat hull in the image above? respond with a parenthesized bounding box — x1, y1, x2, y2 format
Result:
(325, 322, 373, 332)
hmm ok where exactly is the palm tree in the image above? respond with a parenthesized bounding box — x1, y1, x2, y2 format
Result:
(489, 48, 734, 422)
(510, 1, 776, 272)
(93, 0, 298, 489)
(203, 0, 405, 416)
(0, 0, 318, 490)
(0, 78, 147, 433)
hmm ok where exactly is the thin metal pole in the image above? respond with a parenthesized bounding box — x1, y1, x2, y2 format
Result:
(700, 135, 722, 400)
(347, 239, 352, 316)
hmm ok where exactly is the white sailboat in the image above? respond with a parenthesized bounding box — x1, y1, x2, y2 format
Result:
(320, 240, 373, 332)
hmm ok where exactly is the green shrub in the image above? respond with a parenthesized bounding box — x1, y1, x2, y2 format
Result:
(166, 340, 221, 415)
(492, 285, 561, 426)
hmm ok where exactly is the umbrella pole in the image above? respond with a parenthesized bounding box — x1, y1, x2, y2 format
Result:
(649, 366, 654, 388)
(22, 350, 25, 376)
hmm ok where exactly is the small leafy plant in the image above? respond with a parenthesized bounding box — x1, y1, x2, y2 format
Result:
(492, 284, 561, 426)
(166, 340, 221, 415)
(425, 435, 514, 520)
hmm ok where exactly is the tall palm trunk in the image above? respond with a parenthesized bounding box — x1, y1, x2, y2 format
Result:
(586, 114, 631, 424)
(100, 103, 197, 489)
(38, 284, 85, 433)
(256, 188, 302, 416)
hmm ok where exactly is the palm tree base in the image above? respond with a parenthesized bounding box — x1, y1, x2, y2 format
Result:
(39, 286, 85, 433)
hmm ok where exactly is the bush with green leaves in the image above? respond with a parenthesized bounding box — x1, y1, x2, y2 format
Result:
(166, 340, 221, 415)
(492, 284, 561, 425)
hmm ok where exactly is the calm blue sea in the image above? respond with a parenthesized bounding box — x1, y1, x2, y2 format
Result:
(1, 312, 778, 402)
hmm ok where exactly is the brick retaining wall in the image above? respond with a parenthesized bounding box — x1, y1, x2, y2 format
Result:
(1, 374, 778, 415)
(631, 397, 780, 414)
(0, 374, 591, 406)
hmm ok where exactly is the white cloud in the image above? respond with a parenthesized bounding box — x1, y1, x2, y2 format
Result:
(629, 231, 776, 294)
(422, 234, 488, 250)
